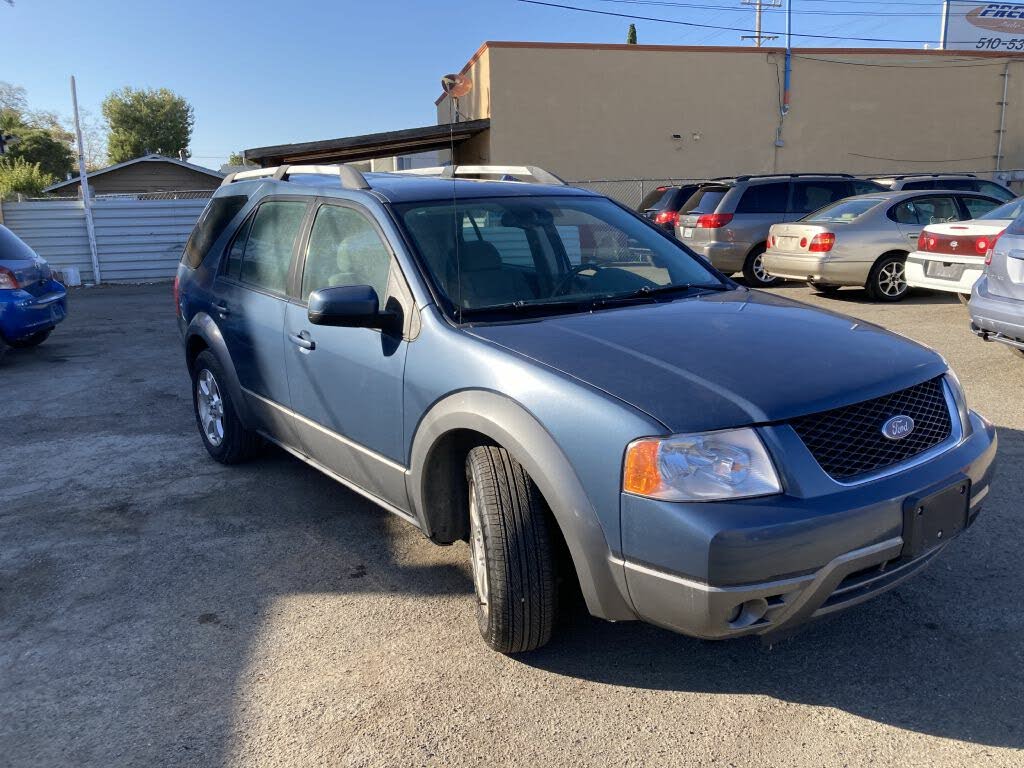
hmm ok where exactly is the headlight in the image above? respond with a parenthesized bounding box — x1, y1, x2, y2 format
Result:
(623, 427, 782, 502)
(943, 370, 972, 438)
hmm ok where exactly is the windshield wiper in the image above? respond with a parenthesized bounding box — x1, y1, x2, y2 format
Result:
(587, 282, 729, 306)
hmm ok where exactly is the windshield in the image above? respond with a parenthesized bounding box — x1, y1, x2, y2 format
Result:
(803, 197, 885, 223)
(394, 195, 729, 320)
(980, 197, 1024, 221)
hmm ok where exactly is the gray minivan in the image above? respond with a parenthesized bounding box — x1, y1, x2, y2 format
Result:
(676, 174, 885, 286)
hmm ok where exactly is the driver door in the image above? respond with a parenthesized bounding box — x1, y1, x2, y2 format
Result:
(283, 201, 411, 510)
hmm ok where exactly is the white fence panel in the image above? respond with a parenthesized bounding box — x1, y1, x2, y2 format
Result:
(2, 197, 209, 283)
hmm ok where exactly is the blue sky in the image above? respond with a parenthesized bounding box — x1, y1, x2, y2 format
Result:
(2, 0, 946, 169)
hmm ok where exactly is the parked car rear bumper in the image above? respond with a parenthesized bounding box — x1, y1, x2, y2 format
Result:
(0, 280, 68, 342)
(970, 275, 1024, 349)
(906, 253, 985, 294)
(688, 240, 750, 274)
(618, 411, 996, 640)
(763, 250, 869, 285)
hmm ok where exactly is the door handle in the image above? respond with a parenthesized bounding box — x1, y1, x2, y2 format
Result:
(214, 301, 230, 317)
(289, 331, 315, 351)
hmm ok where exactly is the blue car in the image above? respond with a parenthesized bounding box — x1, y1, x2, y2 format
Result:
(0, 225, 67, 358)
(177, 164, 996, 653)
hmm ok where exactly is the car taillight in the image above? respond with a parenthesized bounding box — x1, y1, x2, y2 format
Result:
(0, 267, 20, 290)
(695, 213, 734, 229)
(917, 231, 929, 251)
(767, 235, 774, 248)
(172, 274, 180, 315)
(985, 233, 1002, 265)
(975, 237, 991, 255)
(653, 210, 679, 226)
(808, 233, 835, 252)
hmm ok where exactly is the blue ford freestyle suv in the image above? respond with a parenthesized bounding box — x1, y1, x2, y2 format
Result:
(176, 164, 997, 653)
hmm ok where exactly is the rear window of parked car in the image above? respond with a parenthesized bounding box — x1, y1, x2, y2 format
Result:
(639, 187, 675, 211)
(980, 197, 1024, 221)
(736, 182, 789, 214)
(0, 224, 40, 262)
(181, 195, 247, 269)
(687, 186, 730, 214)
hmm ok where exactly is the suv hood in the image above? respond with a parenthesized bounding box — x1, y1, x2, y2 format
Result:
(466, 290, 946, 433)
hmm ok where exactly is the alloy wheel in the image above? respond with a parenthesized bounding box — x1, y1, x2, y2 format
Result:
(752, 254, 771, 284)
(468, 478, 490, 619)
(196, 369, 225, 447)
(877, 261, 907, 297)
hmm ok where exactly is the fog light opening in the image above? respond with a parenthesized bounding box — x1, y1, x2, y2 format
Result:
(727, 597, 769, 628)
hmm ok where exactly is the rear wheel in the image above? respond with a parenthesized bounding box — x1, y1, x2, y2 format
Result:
(742, 246, 780, 287)
(8, 329, 51, 348)
(466, 445, 556, 654)
(191, 350, 261, 464)
(866, 254, 909, 302)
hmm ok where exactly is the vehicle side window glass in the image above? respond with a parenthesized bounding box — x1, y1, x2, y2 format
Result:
(736, 182, 789, 214)
(894, 196, 959, 225)
(183, 195, 247, 269)
(302, 205, 392, 302)
(977, 181, 1013, 201)
(223, 213, 254, 279)
(791, 181, 850, 214)
(901, 180, 929, 191)
(851, 179, 883, 195)
(963, 196, 999, 219)
(238, 201, 307, 294)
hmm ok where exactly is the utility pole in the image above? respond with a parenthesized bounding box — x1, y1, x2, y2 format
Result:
(740, 0, 781, 46)
(71, 75, 102, 285)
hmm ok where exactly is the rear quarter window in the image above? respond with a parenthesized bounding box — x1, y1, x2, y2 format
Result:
(182, 195, 248, 269)
(735, 182, 789, 214)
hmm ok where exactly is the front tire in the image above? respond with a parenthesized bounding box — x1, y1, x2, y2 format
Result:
(742, 246, 780, 287)
(8, 329, 52, 348)
(866, 254, 909, 302)
(191, 350, 261, 464)
(466, 445, 556, 653)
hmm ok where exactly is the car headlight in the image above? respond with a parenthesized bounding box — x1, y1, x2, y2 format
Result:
(623, 427, 782, 501)
(943, 369, 972, 438)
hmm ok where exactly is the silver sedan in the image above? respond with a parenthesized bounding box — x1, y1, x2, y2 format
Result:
(763, 190, 1002, 301)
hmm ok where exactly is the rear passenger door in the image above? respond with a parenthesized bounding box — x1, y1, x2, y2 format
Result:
(283, 201, 412, 510)
(732, 181, 790, 247)
(215, 198, 309, 439)
(889, 195, 960, 244)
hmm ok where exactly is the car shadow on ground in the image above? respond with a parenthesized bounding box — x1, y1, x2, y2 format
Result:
(519, 427, 1024, 751)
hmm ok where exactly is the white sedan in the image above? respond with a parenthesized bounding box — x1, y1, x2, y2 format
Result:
(906, 197, 1024, 299)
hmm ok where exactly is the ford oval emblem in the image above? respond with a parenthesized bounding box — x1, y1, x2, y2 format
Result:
(882, 415, 915, 441)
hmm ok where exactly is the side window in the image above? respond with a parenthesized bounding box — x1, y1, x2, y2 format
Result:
(238, 201, 307, 294)
(851, 179, 883, 195)
(901, 180, 929, 191)
(223, 213, 253, 280)
(963, 196, 999, 220)
(182, 195, 247, 269)
(735, 182, 789, 214)
(301, 205, 392, 302)
(892, 196, 959, 225)
(890, 201, 919, 225)
(976, 181, 1014, 201)
(791, 181, 851, 215)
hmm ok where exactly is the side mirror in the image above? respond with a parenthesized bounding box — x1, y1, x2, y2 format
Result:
(307, 285, 397, 330)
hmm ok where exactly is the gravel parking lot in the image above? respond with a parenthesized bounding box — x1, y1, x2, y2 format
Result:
(2, 282, 1022, 768)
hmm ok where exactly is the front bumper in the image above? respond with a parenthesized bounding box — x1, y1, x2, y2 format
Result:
(906, 253, 984, 294)
(617, 410, 996, 640)
(763, 250, 869, 286)
(0, 279, 68, 343)
(970, 276, 1024, 351)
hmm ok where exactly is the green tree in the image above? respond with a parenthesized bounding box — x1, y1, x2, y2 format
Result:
(7, 127, 74, 179)
(0, 157, 55, 199)
(226, 151, 245, 166)
(101, 87, 194, 163)
(627, 23, 637, 44)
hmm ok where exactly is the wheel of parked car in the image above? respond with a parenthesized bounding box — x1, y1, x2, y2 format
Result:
(465, 445, 556, 653)
(743, 246, 780, 287)
(866, 254, 909, 302)
(957, 293, 971, 306)
(7, 329, 52, 348)
(191, 350, 261, 464)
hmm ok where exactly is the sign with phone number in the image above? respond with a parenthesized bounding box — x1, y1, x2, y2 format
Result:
(943, 1, 1024, 50)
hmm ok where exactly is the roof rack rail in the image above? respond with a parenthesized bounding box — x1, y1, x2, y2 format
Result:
(392, 164, 566, 186)
(728, 172, 855, 182)
(873, 173, 977, 180)
(221, 164, 370, 190)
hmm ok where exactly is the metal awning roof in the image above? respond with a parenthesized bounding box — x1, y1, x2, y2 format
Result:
(243, 119, 490, 167)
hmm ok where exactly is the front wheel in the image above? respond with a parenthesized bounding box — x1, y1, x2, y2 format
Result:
(8, 329, 52, 348)
(466, 445, 556, 653)
(866, 254, 909, 302)
(743, 247, 780, 288)
(958, 292, 971, 306)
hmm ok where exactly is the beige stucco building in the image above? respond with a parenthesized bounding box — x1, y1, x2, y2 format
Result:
(435, 42, 1024, 183)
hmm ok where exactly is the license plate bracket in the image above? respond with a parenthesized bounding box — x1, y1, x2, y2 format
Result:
(682, 227, 694, 238)
(902, 477, 970, 558)
(926, 261, 963, 280)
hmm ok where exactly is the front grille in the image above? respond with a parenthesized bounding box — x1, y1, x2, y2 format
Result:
(790, 377, 953, 481)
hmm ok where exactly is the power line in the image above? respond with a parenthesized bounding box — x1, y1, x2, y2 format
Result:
(593, 0, 968, 16)
(514, 0, 992, 44)
(598, 0, 968, 8)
